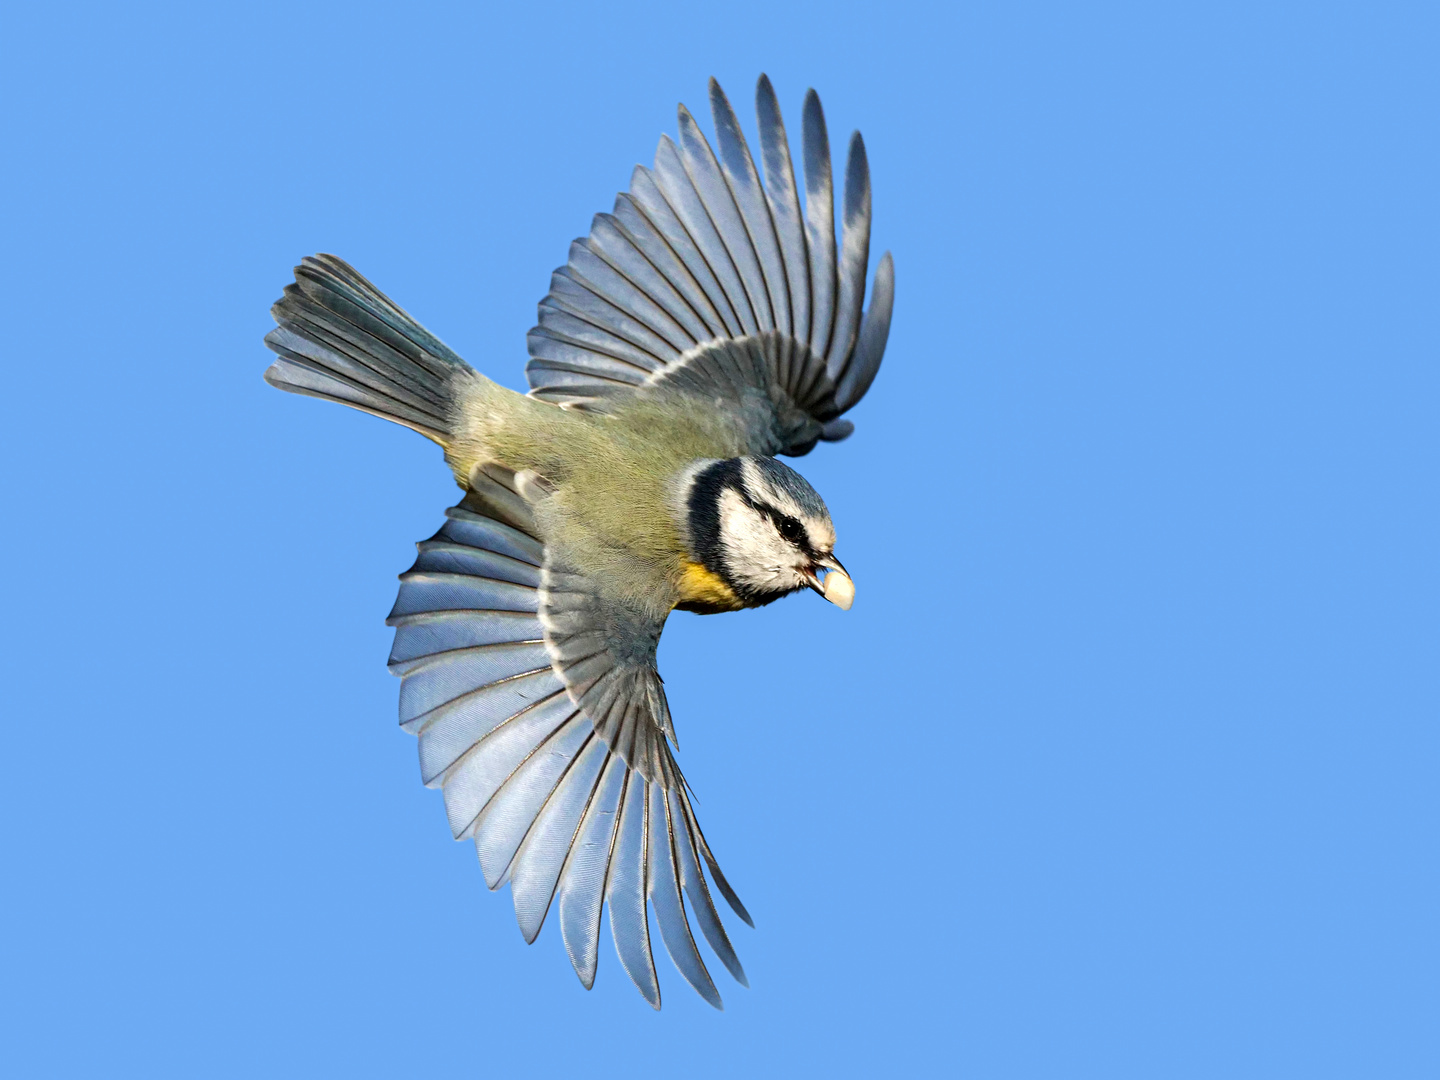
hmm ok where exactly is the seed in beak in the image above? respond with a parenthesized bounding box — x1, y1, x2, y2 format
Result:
(822, 568, 855, 610)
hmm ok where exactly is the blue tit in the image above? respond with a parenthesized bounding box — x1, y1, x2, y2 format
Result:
(263, 76, 893, 1010)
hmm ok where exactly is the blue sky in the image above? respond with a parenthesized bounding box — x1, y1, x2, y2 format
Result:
(2, 2, 1435, 1076)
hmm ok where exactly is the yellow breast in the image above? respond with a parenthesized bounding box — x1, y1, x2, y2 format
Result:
(676, 560, 742, 611)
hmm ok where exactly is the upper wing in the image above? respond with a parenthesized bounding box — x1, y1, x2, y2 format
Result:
(525, 75, 894, 457)
(388, 466, 749, 1009)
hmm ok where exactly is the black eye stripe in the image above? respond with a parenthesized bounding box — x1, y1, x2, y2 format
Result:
(776, 515, 808, 545)
(731, 488, 815, 554)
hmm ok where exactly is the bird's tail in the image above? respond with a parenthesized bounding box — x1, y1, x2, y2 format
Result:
(264, 254, 475, 445)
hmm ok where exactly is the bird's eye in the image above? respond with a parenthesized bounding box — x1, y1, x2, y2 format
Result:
(776, 516, 808, 547)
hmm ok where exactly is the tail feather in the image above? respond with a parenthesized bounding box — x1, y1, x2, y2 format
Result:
(264, 254, 474, 444)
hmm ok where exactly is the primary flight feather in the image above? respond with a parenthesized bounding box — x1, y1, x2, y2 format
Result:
(263, 75, 893, 1010)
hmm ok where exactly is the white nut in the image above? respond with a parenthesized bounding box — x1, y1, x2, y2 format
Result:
(822, 569, 855, 610)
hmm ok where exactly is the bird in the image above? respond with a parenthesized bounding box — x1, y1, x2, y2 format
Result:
(262, 74, 893, 1010)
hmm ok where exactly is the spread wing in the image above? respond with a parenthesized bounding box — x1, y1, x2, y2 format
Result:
(388, 466, 749, 1009)
(525, 75, 894, 457)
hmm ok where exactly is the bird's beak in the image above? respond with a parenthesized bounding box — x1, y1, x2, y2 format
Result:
(804, 555, 855, 611)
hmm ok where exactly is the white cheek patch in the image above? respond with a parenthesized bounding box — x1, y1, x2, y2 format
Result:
(716, 489, 800, 592)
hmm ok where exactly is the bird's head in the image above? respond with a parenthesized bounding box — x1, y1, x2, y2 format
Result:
(678, 456, 854, 611)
